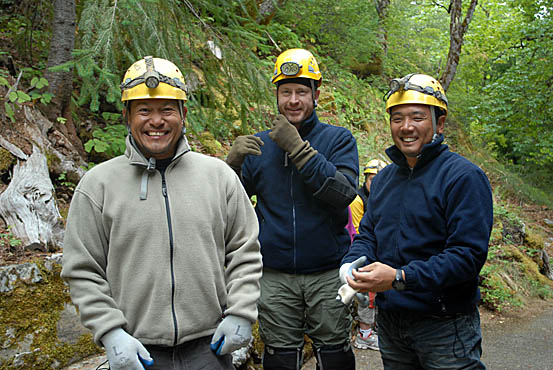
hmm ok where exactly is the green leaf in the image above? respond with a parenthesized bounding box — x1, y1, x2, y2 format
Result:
(0, 76, 9, 87)
(16, 91, 31, 103)
(8, 91, 18, 102)
(4, 102, 15, 123)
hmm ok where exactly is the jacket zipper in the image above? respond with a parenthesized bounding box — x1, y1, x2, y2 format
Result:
(161, 172, 179, 346)
(285, 153, 297, 273)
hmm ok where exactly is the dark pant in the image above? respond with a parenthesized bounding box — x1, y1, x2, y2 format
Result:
(377, 308, 486, 370)
(145, 336, 234, 370)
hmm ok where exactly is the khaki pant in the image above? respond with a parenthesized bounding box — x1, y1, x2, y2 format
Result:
(258, 268, 352, 349)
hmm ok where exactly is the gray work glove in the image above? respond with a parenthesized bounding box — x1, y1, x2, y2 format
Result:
(339, 256, 368, 284)
(210, 315, 252, 356)
(101, 328, 153, 370)
(226, 135, 264, 171)
(269, 114, 317, 169)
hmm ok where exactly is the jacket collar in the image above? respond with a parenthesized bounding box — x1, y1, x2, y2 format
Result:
(386, 134, 447, 170)
(125, 133, 191, 167)
(297, 110, 318, 138)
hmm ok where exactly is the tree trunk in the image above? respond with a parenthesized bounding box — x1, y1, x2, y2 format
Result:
(45, 0, 75, 118)
(0, 146, 64, 251)
(43, 0, 85, 158)
(375, 0, 391, 55)
(440, 0, 478, 92)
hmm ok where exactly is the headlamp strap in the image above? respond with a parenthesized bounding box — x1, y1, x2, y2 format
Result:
(383, 73, 448, 107)
(144, 56, 154, 72)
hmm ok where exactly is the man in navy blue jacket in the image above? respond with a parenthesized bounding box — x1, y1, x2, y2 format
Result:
(227, 48, 359, 370)
(340, 73, 493, 369)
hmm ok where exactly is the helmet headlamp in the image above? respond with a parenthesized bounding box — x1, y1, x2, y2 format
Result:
(280, 61, 302, 77)
(143, 56, 160, 88)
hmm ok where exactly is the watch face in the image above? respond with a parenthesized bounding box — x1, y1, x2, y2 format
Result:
(393, 269, 405, 291)
(392, 279, 405, 291)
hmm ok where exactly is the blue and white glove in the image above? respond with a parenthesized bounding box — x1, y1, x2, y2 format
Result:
(210, 315, 252, 356)
(355, 292, 370, 307)
(101, 328, 153, 370)
(339, 256, 367, 284)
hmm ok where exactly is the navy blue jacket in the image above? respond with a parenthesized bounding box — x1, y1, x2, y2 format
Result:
(343, 135, 493, 315)
(242, 112, 358, 274)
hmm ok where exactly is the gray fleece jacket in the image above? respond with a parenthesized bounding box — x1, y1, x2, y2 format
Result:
(61, 135, 262, 346)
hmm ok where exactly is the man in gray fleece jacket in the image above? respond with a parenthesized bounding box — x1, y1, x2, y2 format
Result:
(61, 56, 262, 370)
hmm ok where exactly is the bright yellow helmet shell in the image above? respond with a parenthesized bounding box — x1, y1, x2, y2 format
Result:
(121, 56, 187, 102)
(363, 159, 387, 175)
(385, 74, 447, 114)
(271, 48, 322, 86)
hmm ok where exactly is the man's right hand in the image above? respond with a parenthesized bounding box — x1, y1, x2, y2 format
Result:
(101, 328, 153, 370)
(226, 135, 264, 170)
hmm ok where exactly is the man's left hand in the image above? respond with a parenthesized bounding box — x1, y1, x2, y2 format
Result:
(210, 315, 252, 356)
(268, 114, 304, 154)
(348, 262, 397, 293)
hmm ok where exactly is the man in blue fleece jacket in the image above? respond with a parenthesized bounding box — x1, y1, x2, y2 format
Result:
(227, 48, 359, 370)
(340, 73, 493, 369)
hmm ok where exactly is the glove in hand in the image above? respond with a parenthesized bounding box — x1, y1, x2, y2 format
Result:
(210, 315, 252, 356)
(268, 114, 304, 154)
(339, 256, 367, 284)
(101, 328, 153, 370)
(226, 135, 264, 170)
(269, 114, 317, 169)
(355, 292, 370, 307)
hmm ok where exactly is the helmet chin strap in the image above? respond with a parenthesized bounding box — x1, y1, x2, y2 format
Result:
(311, 80, 317, 107)
(430, 105, 438, 142)
(178, 100, 186, 134)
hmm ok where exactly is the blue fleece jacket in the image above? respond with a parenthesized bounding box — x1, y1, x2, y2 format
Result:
(242, 112, 358, 274)
(343, 135, 493, 315)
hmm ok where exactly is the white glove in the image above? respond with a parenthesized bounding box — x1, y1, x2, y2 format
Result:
(210, 315, 252, 355)
(355, 292, 370, 307)
(339, 256, 367, 284)
(101, 328, 153, 370)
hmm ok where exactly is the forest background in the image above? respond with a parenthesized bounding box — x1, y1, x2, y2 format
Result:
(1, 0, 553, 336)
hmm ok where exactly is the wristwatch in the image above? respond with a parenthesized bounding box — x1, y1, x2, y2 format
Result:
(392, 269, 406, 291)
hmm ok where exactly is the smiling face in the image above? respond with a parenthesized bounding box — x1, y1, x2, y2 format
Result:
(389, 104, 445, 167)
(127, 99, 185, 160)
(277, 82, 320, 127)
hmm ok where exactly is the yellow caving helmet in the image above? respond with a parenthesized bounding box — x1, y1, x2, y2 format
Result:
(271, 48, 322, 86)
(121, 56, 187, 102)
(363, 159, 387, 175)
(384, 73, 447, 115)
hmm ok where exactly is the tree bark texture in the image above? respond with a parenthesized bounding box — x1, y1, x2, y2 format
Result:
(43, 0, 85, 158)
(375, 0, 391, 54)
(440, 0, 478, 92)
(45, 0, 75, 118)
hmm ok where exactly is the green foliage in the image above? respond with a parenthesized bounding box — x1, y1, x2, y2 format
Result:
(84, 123, 127, 158)
(57, 172, 76, 191)
(0, 226, 22, 249)
(274, 0, 381, 74)
(451, 0, 553, 193)
(72, 0, 275, 140)
(480, 262, 524, 312)
(383, 0, 450, 77)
